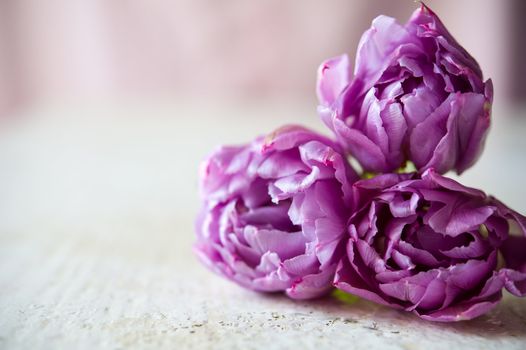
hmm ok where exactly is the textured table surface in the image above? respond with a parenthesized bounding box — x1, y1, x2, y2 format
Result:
(1, 101, 525, 349)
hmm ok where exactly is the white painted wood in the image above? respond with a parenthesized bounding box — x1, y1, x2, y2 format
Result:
(1, 101, 525, 349)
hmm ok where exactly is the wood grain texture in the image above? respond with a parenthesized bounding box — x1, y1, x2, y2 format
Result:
(1, 102, 525, 349)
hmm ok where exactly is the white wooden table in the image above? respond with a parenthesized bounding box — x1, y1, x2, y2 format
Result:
(1, 101, 525, 349)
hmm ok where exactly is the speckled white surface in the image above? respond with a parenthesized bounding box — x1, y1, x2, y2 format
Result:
(1, 101, 525, 349)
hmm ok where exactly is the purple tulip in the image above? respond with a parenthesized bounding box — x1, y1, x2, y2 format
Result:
(317, 4, 493, 174)
(195, 125, 359, 299)
(335, 169, 526, 321)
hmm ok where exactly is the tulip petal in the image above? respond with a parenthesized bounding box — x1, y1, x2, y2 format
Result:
(316, 54, 351, 107)
(286, 265, 337, 299)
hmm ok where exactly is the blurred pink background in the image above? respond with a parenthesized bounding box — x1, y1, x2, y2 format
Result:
(0, 0, 524, 116)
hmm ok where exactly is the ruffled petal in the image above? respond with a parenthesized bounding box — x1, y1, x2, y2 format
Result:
(354, 15, 418, 92)
(316, 54, 351, 107)
(286, 265, 337, 299)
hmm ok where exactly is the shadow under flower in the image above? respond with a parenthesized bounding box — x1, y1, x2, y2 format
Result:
(255, 290, 526, 339)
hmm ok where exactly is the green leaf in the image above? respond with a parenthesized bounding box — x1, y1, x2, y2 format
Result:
(332, 290, 360, 305)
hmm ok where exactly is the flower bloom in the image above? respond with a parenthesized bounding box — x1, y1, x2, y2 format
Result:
(195, 125, 359, 299)
(335, 169, 526, 321)
(317, 4, 492, 174)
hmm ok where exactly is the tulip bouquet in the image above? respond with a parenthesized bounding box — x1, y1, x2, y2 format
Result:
(195, 4, 526, 322)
